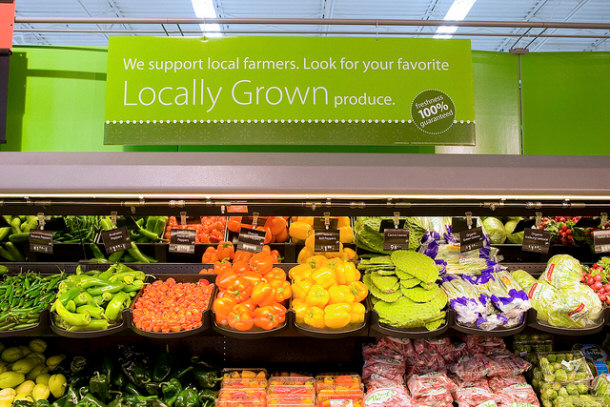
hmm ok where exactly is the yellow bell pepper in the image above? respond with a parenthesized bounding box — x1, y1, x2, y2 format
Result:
(305, 234, 315, 253)
(292, 278, 314, 300)
(305, 285, 330, 308)
(0, 389, 15, 404)
(328, 285, 355, 304)
(297, 247, 314, 263)
(336, 217, 351, 228)
(332, 261, 360, 285)
(308, 255, 329, 269)
(349, 281, 369, 303)
(292, 300, 308, 324)
(304, 306, 325, 328)
(297, 217, 314, 227)
(289, 263, 314, 281)
(311, 267, 337, 289)
(342, 247, 358, 261)
(339, 226, 354, 244)
(323, 303, 351, 329)
(289, 221, 312, 242)
(350, 302, 366, 325)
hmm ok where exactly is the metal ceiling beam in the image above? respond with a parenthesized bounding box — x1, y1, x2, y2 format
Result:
(13, 17, 610, 30)
(531, 0, 593, 51)
(416, 0, 440, 33)
(498, 0, 550, 51)
(74, 0, 108, 39)
(322, 0, 336, 35)
(12, 27, 610, 39)
(104, 0, 133, 34)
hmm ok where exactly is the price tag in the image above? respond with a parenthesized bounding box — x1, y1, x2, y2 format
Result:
(593, 230, 610, 254)
(383, 228, 410, 251)
(29, 230, 54, 254)
(452, 217, 470, 234)
(378, 219, 406, 233)
(313, 217, 338, 230)
(522, 228, 552, 254)
(101, 226, 132, 254)
(168, 229, 196, 254)
(459, 227, 484, 253)
(227, 205, 248, 213)
(237, 228, 265, 253)
(314, 230, 341, 252)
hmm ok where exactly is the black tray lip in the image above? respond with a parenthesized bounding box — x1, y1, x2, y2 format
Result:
(211, 310, 289, 339)
(369, 308, 450, 338)
(527, 308, 608, 336)
(128, 274, 216, 338)
(50, 307, 130, 338)
(0, 307, 49, 338)
(447, 309, 528, 337)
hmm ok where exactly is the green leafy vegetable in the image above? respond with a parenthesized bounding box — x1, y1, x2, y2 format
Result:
(482, 217, 507, 244)
(391, 250, 439, 283)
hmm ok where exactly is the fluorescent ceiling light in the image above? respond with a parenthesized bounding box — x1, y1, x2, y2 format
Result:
(434, 0, 477, 39)
(191, 0, 222, 37)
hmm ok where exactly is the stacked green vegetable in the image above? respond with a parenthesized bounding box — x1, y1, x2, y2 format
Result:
(0, 272, 64, 331)
(354, 217, 426, 254)
(512, 255, 603, 328)
(52, 216, 101, 244)
(128, 216, 168, 243)
(52, 345, 219, 407)
(359, 250, 447, 330)
(0, 216, 38, 262)
(0, 339, 68, 406)
(52, 264, 144, 331)
(88, 217, 163, 264)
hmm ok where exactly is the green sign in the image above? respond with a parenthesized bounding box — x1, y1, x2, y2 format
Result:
(104, 37, 475, 145)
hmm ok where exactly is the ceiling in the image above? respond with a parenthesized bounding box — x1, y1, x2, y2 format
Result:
(12, 0, 610, 52)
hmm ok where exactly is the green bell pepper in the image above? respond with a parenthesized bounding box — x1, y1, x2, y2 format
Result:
(90, 372, 109, 402)
(174, 389, 200, 407)
(197, 389, 217, 406)
(192, 370, 221, 389)
(153, 352, 173, 383)
(161, 378, 182, 407)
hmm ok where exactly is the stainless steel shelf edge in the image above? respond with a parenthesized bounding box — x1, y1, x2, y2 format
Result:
(1, 152, 610, 197)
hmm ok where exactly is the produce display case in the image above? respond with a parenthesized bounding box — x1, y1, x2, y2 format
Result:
(0, 152, 610, 401)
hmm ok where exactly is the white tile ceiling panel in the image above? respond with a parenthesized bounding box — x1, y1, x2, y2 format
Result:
(11, 0, 610, 51)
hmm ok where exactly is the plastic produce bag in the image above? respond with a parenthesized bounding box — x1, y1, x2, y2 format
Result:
(539, 254, 584, 289)
(547, 284, 603, 328)
(407, 373, 455, 407)
(449, 354, 492, 382)
(487, 374, 527, 392)
(494, 384, 540, 406)
(364, 386, 413, 407)
(452, 386, 495, 407)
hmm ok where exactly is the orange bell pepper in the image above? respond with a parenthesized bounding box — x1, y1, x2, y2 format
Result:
(226, 278, 253, 303)
(213, 259, 233, 274)
(228, 304, 254, 331)
(234, 250, 254, 263)
(202, 246, 219, 263)
(267, 302, 287, 324)
(349, 281, 368, 303)
(227, 217, 243, 233)
(249, 252, 274, 274)
(232, 260, 252, 275)
(216, 269, 237, 290)
(217, 241, 235, 261)
(305, 285, 329, 308)
(264, 268, 286, 283)
(270, 249, 281, 263)
(253, 306, 282, 330)
(275, 228, 290, 243)
(251, 282, 275, 305)
(311, 267, 336, 289)
(270, 280, 292, 302)
(240, 298, 256, 312)
(303, 306, 325, 328)
(240, 270, 264, 286)
(213, 296, 237, 326)
(265, 217, 288, 236)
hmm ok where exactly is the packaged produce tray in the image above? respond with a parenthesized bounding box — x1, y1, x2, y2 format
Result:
(527, 308, 610, 336)
(129, 273, 216, 338)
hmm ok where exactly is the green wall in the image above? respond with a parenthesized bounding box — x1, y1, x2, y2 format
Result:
(2, 45, 606, 155)
(521, 52, 610, 155)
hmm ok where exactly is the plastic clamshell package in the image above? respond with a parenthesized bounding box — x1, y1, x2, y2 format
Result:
(218, 389, 267, 403)
(315, 374, 362, 391)
(537, 351, 594, 385)
(269, 376, 315, 386)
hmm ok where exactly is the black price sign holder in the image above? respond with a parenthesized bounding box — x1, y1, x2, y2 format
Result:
(101, 226, 132, 254)
(169, 229, 196, 254)
(382, 212, 409, 251)
(29, 230, 54, 254)
(459, 227, 484, 252)
(314, 212, 341, 252)
(522, 228, 552, 254)
(237, 228, 266, 253)
(593, 230, 610, 254)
